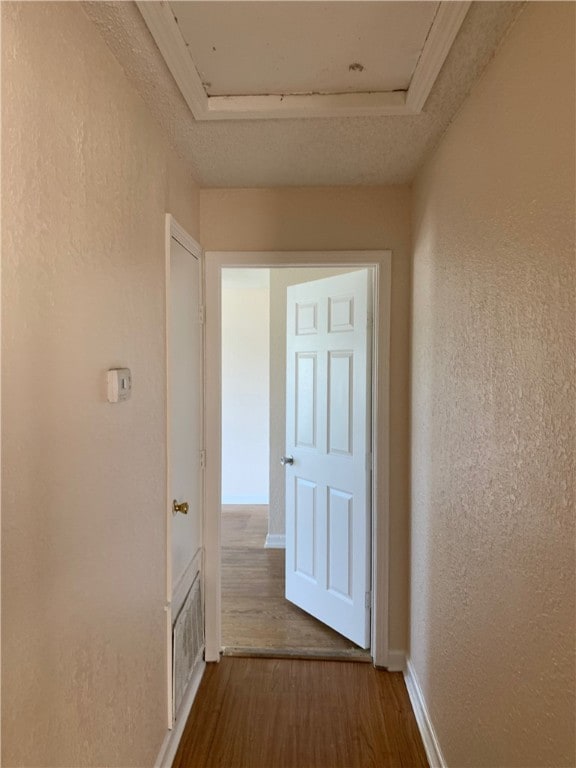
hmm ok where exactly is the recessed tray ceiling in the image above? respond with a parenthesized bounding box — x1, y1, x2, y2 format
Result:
(170, 2, 439, 97)
(137, 0, 471, 120)
(86, 0, 523, 184)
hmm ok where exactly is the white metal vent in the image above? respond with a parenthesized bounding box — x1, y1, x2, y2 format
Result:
(172, 571, 204, 719)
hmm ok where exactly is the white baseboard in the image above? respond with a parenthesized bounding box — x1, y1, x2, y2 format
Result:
(386, 649, 406, 671)
(264, 533, 286, 549)
(154, 660, 206, 768)
(404, 658, 446, 768)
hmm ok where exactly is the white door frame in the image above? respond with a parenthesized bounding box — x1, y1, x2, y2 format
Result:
(164, 214, 204, 727)
(204, 251, 391, 667)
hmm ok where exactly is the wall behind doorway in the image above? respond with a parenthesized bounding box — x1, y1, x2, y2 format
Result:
(221, 269, 270, 505)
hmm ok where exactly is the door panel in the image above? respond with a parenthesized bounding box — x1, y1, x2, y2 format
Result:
(328, 351, 353, 455)
(327, 488, 353, 599)
(296, 301, 318, 335)
(329, 294, 354, 332)
(285, 269, 372, 648)
(295, 353, 317, 448)
(170, 237, 202, 599)
(295, 478, 317, 581)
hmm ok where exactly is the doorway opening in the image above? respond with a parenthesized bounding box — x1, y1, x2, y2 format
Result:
(204, 251, 392, 668)
(220, 266, 371, 660)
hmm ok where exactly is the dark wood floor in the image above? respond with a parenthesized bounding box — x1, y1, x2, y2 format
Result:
(173, 657, 428, 768)
(221, 506, 369, 658)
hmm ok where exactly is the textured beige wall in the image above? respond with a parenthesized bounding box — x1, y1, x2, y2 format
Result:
(2, 3, 199, 766)
(410, 3, 575, 766)
(200, 186, 411, 651)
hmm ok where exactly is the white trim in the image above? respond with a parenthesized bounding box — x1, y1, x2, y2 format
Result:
(264, 534, 286, 549)
(137, 2, 470, 121)
(385, 649, 406, 672)
(370, 255, 391, 669)
(168, 216, 203, 260)
(164, 217, 174, 727)
(406, 2, 472, 113)
(404, 658, 447, 768)
(137, 2, 207, 121)
(205, 91, 410, 120)
(204, 251, 391, 665)
(154, 660, 206, 768)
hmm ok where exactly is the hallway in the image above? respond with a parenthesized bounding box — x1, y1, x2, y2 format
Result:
(172, 657, 428, 768)
(3, 3, 574, 767)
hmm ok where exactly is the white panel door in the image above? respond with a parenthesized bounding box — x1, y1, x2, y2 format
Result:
(170, 236, 202, 599)
(285, 270, 372, 648)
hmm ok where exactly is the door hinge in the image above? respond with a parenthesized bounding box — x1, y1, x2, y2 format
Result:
(366, 452, 373, 471)
(198, 305, 205, 325)
(200, 450, 206, 469)
(365, 591, 372, 610)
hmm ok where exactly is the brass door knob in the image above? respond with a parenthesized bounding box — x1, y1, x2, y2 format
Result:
(172, 499, 189, 515)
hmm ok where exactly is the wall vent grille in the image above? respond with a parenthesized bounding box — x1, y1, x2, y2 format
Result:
(172, 571, 204, 719)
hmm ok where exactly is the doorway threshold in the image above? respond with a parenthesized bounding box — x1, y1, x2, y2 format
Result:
(221, 645, 372, 662)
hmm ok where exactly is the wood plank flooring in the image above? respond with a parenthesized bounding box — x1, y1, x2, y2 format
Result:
(221, 506, 369, 658)
(173, 657, 428, 768)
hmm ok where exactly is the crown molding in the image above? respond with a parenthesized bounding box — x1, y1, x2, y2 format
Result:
(406, 1, 472, 113)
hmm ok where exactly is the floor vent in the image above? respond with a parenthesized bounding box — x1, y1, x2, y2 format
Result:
(172, 571, 204, 720)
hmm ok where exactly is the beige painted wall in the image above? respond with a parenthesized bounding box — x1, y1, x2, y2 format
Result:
(200, 186, 411, 651)
(2, 3, 199, 766)
(410, 3, 575, 766)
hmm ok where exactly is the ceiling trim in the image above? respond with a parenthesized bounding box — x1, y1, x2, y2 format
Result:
(136, 1, 471, 121)
(206, 90, 408, 120)
(406, 1, 471, 113)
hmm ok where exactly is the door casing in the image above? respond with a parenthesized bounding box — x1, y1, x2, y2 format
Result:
(204, 251, 391, 666)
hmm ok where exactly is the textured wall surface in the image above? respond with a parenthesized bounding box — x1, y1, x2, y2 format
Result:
(410, 3, 575, 766)
(200, 186, 411, 652)
(2, 3, 199, 766)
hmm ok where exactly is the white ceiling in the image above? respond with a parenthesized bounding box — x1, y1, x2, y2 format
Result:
(172, 2, 439, 96)
(84, 1, 523, 187)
